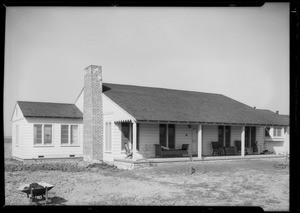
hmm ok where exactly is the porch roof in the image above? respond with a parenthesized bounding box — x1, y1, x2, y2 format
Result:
(102, 83, 289, 127)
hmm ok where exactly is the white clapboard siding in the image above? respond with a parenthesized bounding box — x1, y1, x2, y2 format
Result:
(202, 125, 218, 156)
(12, 117, 83, 160)
(265, 141, 284, 154)
(138, 124, 159, 158)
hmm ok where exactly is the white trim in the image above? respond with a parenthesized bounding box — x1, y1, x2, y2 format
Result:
(104, 121, 112, 152)
(103, 93, 137, 122)
(60, 124, 80, 146)
(12, 117, 25, 123)
(33, 124, 53, 146)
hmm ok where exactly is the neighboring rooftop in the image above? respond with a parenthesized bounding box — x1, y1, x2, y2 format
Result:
(17, 101, 83, 119)
(102, 83, 289, 126)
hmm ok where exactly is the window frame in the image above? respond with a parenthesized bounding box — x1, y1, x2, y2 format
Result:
(60, 124, 80, 146)
(159, 124, 176, 148)
(105, 121, 112, 152)
(273, 127, 283, 138)
(33, 124, 53, 146)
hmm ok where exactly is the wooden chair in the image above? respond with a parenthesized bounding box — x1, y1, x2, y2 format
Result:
(211, 141, 224, 156)
(124, 143, 133, 158)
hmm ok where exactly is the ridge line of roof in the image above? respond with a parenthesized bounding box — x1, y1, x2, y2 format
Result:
(103, 82, 223, 96)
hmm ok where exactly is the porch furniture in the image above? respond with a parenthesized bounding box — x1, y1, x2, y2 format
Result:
(124, 143, 133, 158)
(223, 146, 235, 155)
(154, 144, 189, 158)
(234, 140, 241, 155)
(211, 141, 224, 156)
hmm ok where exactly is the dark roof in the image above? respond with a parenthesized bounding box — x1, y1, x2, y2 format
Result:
(254, 109, 289, 126)
(17, 101, 83, 119)
(102, 83, 289, 126)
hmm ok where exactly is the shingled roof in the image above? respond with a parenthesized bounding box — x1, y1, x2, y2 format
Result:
(17, 101, 83, 119)
(102, 83, 289, 126)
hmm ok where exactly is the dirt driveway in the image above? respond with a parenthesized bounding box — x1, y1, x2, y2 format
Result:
(4, 157, 289, 211)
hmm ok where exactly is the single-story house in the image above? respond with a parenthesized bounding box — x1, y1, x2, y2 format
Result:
(11, 65, 289, 163)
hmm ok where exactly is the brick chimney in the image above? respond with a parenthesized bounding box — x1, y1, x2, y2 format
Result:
(83, 65, 103, 162)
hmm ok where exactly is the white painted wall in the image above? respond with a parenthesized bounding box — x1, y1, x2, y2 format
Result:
(264, 126, 288, 155)
(12, 115, 83, 160)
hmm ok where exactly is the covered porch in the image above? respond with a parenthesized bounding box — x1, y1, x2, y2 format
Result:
(114, 120, 287, 161)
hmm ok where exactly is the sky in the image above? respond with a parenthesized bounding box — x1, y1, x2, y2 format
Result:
(4, 3, 289, 137)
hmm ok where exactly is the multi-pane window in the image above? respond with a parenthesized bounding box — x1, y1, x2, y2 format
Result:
(273, 127, 282, 137)
(44, 125, 52, 145)
(245, 126, 256, 148)
(61, 125, 69, 144)
(265, 127, 271, 137)
(159, 124, 175, 148)
(71, 125, 78, 145)
(34, 124, 42, 145)
(105, 122, 112, 151)
(218, 126, 231, 147)
(61, 125, 79, 145)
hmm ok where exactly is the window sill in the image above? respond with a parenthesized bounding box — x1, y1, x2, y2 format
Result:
(33, 145, 54, 147)
(60, 145, 80, 147)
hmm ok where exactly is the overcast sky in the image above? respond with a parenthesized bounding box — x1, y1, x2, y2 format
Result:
(4, 3, 289, 137)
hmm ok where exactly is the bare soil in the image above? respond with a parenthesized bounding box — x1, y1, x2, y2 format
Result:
(4, 157, 289, 211)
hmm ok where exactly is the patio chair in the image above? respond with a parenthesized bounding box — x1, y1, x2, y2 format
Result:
(211, 141, 224, 156)
(124, 143, 133, 158)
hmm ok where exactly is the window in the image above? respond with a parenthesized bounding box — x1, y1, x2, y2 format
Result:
(159, 124, 167, 147)
(245, 126, 256, 148)
(34, 124, 52, 145)
(61, 125, 69, 144)
(218, 126, 231, 147)
(44, 125, 52, 145)
(15, 125, 19, 146)
(105, 122, 112, 151)
(265, 127, 271, 137)
(61, 125, 79, 145)
(159, 124, 175, 148)
(34, 124, 42, 145)
(273, 127, 282, 137)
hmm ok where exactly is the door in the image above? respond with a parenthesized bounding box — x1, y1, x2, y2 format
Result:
(192, 126, 198, 155)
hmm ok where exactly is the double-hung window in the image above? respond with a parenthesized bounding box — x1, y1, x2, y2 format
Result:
(105, 122, 112, 152)
(273, 127, 282, 137)
(34, 124, 52, 145)
(61, 125, 79, 146)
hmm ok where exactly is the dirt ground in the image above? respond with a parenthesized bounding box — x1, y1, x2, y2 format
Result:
(4, 157, 289, 211)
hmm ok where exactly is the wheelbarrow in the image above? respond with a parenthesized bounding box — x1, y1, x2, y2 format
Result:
(18, 182, 54, 205)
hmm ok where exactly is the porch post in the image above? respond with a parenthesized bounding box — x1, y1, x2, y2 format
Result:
(197, 124, 203, 159)
(241, 126, 245, 157)
(132, 121, 137, 160)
